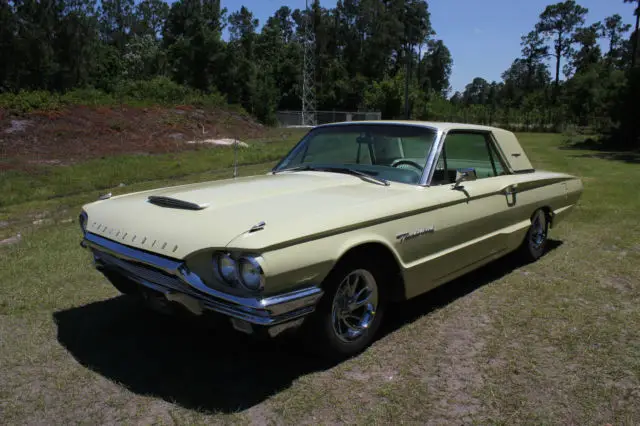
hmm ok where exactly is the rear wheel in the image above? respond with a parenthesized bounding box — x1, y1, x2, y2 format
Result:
(304, 257, 388, 360)
(519, 209, 549, 262)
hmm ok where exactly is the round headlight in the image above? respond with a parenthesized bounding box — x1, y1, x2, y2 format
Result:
(216, 253, 237, 283)
(238, 257, 264, 291)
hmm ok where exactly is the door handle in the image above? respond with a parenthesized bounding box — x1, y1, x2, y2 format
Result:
(503, 184, 518, 207)
(502, 184, 518, 195)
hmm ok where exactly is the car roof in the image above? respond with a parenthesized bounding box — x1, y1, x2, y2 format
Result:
(313, 120, 506, 133)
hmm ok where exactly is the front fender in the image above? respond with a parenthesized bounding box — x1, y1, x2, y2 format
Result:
(258, 225, 405, 296)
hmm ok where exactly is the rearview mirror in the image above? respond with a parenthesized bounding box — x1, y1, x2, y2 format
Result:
(453, 168, 477, 187)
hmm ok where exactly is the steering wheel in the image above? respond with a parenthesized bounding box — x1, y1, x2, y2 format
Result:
(391, 160, 423, 174)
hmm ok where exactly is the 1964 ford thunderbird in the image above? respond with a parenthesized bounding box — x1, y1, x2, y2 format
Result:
(79, 121, 583, 359)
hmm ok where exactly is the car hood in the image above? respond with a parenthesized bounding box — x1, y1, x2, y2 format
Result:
(83, 171, 414, 259)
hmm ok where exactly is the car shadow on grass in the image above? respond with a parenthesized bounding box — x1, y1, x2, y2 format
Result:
(53, 240, 562, 413)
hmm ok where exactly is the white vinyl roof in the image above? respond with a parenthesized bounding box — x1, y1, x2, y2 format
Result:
(314, 120, 505, 133)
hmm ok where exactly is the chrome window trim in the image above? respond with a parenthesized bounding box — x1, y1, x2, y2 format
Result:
(82, 232, 323, 325)
(486, 131, 514, 175)
(419, 129, 447, 186)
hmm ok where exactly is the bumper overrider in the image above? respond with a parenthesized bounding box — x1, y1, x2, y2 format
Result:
(81, 232, 324, 337)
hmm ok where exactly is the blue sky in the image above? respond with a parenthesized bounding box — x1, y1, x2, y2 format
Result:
(219, 0, 637, 94)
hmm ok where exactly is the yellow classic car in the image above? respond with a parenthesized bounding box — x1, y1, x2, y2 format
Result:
(79, 121, 583, 359)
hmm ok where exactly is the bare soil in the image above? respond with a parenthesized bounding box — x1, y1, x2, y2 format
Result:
(0, 105, 265, 171)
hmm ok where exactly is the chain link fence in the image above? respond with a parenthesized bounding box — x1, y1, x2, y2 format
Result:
(276, 110, 382, 127)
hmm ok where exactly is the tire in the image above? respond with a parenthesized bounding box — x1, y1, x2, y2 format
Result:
(518, 209, 549, 262)
(303, 255, 388, 361)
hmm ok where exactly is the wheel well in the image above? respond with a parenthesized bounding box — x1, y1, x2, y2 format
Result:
(538, 206, 554, 228)
(333, 242, 406, 302)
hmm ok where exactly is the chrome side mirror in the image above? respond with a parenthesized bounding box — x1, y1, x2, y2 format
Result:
(453, 168, 477, 188)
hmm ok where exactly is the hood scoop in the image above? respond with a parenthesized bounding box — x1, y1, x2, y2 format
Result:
(147, 195, 208, 211)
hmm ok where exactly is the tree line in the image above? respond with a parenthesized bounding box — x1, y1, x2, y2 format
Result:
(451, 0, 640, 147)
(0, 0, 450, 122)
(0, 0, 639, 147)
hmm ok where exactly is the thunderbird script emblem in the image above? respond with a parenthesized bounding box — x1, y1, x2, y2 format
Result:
(396, 226, 435, 243)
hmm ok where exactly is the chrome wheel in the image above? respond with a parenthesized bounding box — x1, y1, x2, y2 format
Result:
(331, 269, 379, 343)
(530, 210, 548, 249)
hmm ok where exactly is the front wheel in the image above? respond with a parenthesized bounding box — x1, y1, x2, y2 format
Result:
(304, 258, 387, 360)
(518, 209, 549, 262)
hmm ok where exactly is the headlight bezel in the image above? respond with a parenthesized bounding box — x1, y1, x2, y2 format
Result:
(79, 210, 88, 234)
(212, 251, 265, 292)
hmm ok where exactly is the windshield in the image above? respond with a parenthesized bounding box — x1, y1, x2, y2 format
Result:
(273, 124, 438, 185)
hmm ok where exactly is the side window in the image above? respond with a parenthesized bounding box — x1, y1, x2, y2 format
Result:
(432, 131, 505, 184)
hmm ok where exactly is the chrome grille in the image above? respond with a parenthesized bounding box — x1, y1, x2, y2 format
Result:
(83, 232, 324, 326)
(94, 250, 192, 294)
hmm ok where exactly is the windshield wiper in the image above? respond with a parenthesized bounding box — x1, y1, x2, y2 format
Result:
(327, 167, 390, 186)
(271, 164, 316, 174)
(273, 164, 390, 186)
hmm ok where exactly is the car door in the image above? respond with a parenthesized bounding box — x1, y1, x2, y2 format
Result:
(402, 130, 518, 298)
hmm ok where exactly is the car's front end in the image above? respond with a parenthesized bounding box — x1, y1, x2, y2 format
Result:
(80, 219, 325, 337)
(75, 166, 412, 338)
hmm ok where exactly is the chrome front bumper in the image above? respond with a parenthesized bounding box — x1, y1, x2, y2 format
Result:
(81, 233, 323, 330)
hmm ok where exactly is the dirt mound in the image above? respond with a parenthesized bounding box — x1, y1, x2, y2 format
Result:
(0, 105, 265, 171)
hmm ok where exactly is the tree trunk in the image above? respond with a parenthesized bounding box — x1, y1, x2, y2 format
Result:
(404, 25, 412, 119)
(554, 52, 561, 101)
(553, 31, 563, 102)
(633, 5, 639, 68)
(404, 45, 410, 119)
(417, 42, 422, 87)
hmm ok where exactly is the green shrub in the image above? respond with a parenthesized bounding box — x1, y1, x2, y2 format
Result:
(112, 77, 227, 108)
(0, 78, 239, 114)
(115, 77, 190, 104)
(0, 90, 61, 114)
(61, 88, 115, 107)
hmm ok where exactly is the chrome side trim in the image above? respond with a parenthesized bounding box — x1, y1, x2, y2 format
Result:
(83, 232, 324, 325)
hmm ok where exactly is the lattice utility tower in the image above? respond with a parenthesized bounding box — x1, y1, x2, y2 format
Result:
(301, 0, 316, 126)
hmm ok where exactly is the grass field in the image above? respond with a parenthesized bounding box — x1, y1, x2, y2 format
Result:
(1, 131, 639, 424)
